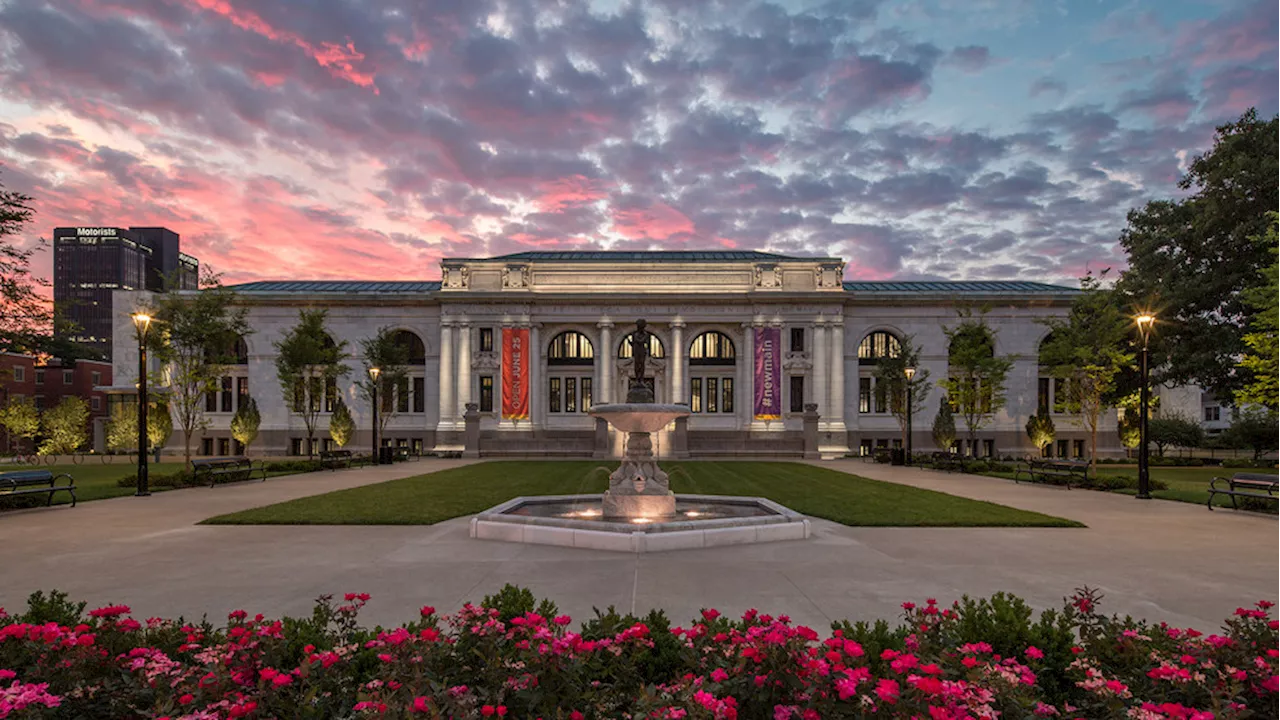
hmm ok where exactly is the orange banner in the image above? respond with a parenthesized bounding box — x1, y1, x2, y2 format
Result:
(502, 327, 530, 420)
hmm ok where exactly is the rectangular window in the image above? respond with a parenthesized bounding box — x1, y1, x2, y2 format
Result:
(860, 439, 873, 456)
(1037, 378, 1050, 416)
(381, 381, 393, 412)
(308, 377, 323, 413)
(479, 328, 494, 352)
(1204, 406, 1220, 422)
(63, 370, 73, 385)
(479, 376, 494, 412)
(91, 397, 101, 411)
(707, 378, 719, 413)
(219, 438, 231, 456)
(1055, 440, 1068, 459)
(581, 377, 592, 412)
(983, 439, 994, 458)
(34, 395, 43, 410)
(790, 328, 804, 352)
(35, 369, 43, 385)
(325, 378, 338, 413)
(291, 381, 305, 413)
(549, 378, 561, 413)
(690, 378, 702, 413)
(91, 371, 101, 385)
(206, 386, 219, 413)
(203, 437, 215, 456)
(12, 366, 24, 383)
(1072, 439, 1084, 459)
(790, 376, 805, 413)
(237, 377, 249, 406)
(721, 377, 734, 413)
(220, 376, 233, 413)
(1052, 378, 1067, 414)
(873, 379, 887, 414)
(565, 377, 577, 413)
(859, 377, 871, 414)
(396, 377, 410, 413)
(413, 377, 425, 413)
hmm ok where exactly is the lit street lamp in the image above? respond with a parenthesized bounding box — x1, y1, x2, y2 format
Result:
(1135, 313, 1156, 500)
(131, 313, 153, 497)
(904, 365, 917, 466)
(369, 367, 381, 465)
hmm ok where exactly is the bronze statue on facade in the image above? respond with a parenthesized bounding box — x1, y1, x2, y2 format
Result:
(624, 319, 654, 403)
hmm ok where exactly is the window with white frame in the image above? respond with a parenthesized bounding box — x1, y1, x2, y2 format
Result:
(857, 330, 900, 415)
(206, 336, 251, 414)
(548, 331, 594, 413)
(689, 331, 735, 413)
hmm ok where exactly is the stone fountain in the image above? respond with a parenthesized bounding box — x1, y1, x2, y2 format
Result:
(470, 320, 810, 552)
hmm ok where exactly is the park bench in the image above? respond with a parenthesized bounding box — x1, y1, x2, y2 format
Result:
(1014, 458, 1087, 489)
(1206, 472, 1279, 511)
(0, 470, 77, 508)
(872, 448, 893, 464)
(927, 452, 963, 473)
(191, 456, 266, 488)
(319, 449, 361, 470)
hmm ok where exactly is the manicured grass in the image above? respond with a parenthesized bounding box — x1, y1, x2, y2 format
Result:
(203, 461, 1083, 528)
(1103, 466, 1277, 509)
(0, 460, 190, 505)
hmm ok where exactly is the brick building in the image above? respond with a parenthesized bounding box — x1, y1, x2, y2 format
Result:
(0, 353, 112, 454)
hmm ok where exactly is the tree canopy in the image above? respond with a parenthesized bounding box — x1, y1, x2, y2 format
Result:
(0, 174, 50, 355)
(942, 310, 1013, 450)
(275, 309, 350, 457)
(871, 334, 933, 449)
(1114, 109, 1278, 400)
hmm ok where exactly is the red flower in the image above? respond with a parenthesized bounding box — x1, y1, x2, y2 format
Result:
(702, 609, 721, 621)
(875, 678, 900, 704)
(1026, 646, 1044, 660)
(88, 605, 131, 619)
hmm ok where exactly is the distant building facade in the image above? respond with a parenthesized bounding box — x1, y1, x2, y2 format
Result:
(53, 226, 198, 360)
(1, 352, 111, 453)
(109, 251, 1124, 459)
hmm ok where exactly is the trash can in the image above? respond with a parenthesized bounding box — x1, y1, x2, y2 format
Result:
(890, 448, 905, 466)
(378, 447, 394, 465)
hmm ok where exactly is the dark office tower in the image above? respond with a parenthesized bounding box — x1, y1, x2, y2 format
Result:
(52, 226, 200, 360)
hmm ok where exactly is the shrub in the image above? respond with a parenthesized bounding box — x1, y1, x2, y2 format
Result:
(263, 459, 323, 473)
(1223, 458, 1278, 469)
(0, 588, 1274, 719)
(115, 470, 199, 488)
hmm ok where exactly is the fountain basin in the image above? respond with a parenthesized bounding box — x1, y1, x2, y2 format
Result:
(470, 494, 811, 553)
(588, 402, 690, 432)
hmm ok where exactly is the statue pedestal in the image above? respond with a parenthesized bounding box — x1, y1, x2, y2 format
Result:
(601, 431, 676, 519)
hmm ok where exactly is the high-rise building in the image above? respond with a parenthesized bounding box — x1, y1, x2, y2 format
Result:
(52, 226, 199, 359)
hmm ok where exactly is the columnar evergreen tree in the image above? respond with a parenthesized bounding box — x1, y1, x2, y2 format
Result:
(942, 310, 1013, 455)
(872, 335, 933, 450)
(275, 309, 350, 458)
(1115, 109, 1278, 399)
(356, 327, 410, 439)
(1025, 413, 1055, 457)
(149, 276, 250, 469)
(1038, 272, 1134, 475)
(37, 396, 88, 456)
(931, 399, 956, 452)
(328, 398, 355, 448)
(231, 396, 261, 453)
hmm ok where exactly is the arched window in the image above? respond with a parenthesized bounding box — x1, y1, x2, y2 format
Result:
(205, 335, 250, 418)
(548, 331, 595, 366)
(689, 331, 736, 366)
(204, 335, 249, 365)
(947, 329, 994, 358)
(618, 334, 665, 359)
(392, 330, 426, 364)
(1036, 332, 1065, 417)
(857, 331, 901, 363)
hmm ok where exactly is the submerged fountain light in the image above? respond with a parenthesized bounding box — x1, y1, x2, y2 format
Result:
(684, 510, 702, 517)
(630, 517, 653, 524)
(577, 509, 601, 518)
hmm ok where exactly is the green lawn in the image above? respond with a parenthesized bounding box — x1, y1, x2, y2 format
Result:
(0, 461, 191, 505)
(204, 461, 1082, 528)
(1102, 465, 1277, 508)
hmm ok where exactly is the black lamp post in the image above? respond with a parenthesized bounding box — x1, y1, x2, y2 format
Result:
(132, 313, 153, 497)
(904, 366, 916, 465)
(1135, 314, 1155, 500)
(369, 367, 381, 464)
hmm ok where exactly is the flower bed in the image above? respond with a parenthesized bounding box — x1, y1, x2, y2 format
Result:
(0, 587, 1274, 719)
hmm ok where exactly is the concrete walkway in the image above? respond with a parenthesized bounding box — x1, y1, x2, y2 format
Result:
(0, 459, 1273, 633)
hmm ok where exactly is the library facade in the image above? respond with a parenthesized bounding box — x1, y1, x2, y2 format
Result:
(110, 251, 1115, 459)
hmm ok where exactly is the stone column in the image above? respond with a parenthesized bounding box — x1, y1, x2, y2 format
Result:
(829, 319, 846, 428)
(437, 320, 454, 432)
(597, 319, 613, 404)
(456, 322, 472, 422)
(812, 318, 827, 422)
(741, 321, 756, 429)
(670, 318, 685, 406)
(528, 323, 541, 430)
(463, 403, 480, 458)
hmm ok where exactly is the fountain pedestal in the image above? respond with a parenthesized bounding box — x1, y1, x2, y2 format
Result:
(602, 430, 675, 519)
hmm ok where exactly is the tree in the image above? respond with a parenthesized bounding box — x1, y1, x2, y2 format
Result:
(355, 327, 410, 438)
(1236, 213, 1278, 410)
(1220, 409, 1279, 461)
(1147, 414, 1203, 457)
(275, 309, 350, 458)
(149, 400, 173, 452)
(37, 396, 88, 456)
(231, 396, 261, 453)
(105, 403, 133, 453)
(0, 395, 40, 453)
(942, 310, 1013, 454)
(1025, 413, 1055, 457)
(328, 398, 355, 448)
(931, 400, 956, 452)
(1038, 272, 1135, 475)
(1116, 413, 1140, 454)
(872, 335, 933, 450)
(0, 173, 52, 354)
(1115, 109, 1279, 399)
(148, 275, 250, 469)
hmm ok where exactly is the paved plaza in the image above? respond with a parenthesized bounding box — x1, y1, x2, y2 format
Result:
(0, 460, 1274, 631)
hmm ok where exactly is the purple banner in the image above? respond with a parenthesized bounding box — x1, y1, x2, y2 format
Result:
(754, 326, 782, 420)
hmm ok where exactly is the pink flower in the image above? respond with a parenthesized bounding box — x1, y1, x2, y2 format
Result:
(702, 609, 721, 621)
(1026, 646, 1044, 660)
(711, 668, 729, 682)
(835, 677, 859, 700)
(570, 712, 584, 720)
(420, 606, 435, 617)
(875, 678, 900, 704)
(179, 693, 194, 705)
(554, 615, 572, 626)
(411, 697, 429, 713)
(1033, 702, 1059, 717)
(88, 604, 131, 619)
(0, 670, 14, 681)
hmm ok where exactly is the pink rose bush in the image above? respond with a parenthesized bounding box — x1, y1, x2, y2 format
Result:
(0, 586, 1274, 719)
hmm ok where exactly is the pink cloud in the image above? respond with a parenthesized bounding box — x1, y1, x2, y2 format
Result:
(534, 175, 611, 212)
(610, 202, 695, 241)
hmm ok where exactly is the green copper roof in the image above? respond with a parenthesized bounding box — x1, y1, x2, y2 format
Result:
(843, 281, 1079, 294)
(223, 281, 441, 293)
(447, 250, 836, 263)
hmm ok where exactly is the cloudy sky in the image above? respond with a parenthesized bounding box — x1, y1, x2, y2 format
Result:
(0, 0, 1275, 286)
